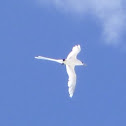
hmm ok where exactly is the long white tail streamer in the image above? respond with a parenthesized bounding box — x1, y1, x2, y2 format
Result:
(35, 56, 63, 64)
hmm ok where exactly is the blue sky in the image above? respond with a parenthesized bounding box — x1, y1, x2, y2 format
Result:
(0, 0, 126, 126)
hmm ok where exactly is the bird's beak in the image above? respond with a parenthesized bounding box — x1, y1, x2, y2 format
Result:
(83, 63, 87, 66)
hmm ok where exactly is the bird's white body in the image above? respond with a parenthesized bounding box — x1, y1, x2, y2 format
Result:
(64, 58, 83, 66)
(35, 45, 86, 97)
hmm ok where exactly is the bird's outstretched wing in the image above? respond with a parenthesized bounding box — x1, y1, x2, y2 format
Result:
(67, 45, 81, 60)
(66, 65, 76, 97)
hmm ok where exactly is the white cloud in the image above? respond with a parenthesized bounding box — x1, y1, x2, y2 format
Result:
(38, 0, 126, 45)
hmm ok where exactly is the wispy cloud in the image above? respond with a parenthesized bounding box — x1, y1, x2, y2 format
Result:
(38, 0, 126, 45)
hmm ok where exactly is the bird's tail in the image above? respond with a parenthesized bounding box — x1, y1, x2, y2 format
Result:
(35, 56, 63, 64)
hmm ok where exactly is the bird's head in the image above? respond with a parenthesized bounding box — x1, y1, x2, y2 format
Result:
(82, 62, 87, 66)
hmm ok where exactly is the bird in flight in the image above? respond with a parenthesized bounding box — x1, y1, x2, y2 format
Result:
(35, 45, 86, 97)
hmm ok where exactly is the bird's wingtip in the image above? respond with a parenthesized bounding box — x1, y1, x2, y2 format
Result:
(69, 94, 73, 98)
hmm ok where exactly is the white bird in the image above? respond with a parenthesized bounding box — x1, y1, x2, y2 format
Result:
(35, 45, 86, 97)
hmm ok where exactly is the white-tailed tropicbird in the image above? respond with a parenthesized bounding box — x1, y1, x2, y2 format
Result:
(35, 45, 86, 97)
